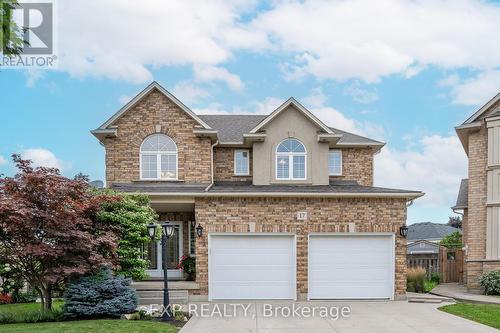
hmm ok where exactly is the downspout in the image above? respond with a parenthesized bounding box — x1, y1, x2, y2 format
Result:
(205, 140, 219, 191)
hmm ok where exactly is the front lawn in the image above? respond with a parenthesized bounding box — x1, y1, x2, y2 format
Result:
(0, 302, 179, 332)
(0, 301, 64, 316)
(0, 319, 178, 333)
(439, 302, 500, 329)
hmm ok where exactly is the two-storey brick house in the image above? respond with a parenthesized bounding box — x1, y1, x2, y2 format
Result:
(454, 92, 500, 290)
(92, 82, 423, 301)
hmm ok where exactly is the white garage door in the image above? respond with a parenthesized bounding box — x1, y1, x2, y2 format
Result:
(309, 234, 394, 300)
(209, 234, 296, 300)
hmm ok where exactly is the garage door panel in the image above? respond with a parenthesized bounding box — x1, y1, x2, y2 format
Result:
(210, 235, 295, 300)
(212, 267, 292, 281)
(309, 235, 394, 300)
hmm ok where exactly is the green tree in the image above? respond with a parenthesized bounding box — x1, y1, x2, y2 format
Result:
(1, 0, 27, 55)
(440, 231, 462, 249)
(447, 215, 462, 229)
(93, 189, 158, 280)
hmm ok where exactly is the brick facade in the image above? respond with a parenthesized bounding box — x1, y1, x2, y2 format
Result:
(194, 196, 407, 298)
(330, 148, 374, 186)
(213, 147, 253, 182)
(465, 124, 500, 289)
(102, 89, 212, 185)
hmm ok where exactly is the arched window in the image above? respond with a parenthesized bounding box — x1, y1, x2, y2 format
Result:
(140, 134, 178, 180)
(276, 138, 306, 180)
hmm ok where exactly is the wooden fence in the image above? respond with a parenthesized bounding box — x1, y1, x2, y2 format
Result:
(407, 246, 464, 282)
(439, 247, 463, 283)
(407, 253, 439, 278)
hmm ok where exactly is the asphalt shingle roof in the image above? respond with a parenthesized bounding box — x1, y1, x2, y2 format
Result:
(407, 222, 461, 241)
(110, 182, 207, 193)
(452, 179, 468, 209)
(198, 114, 383, 145)
(210, 180, 420, 194)
(110, 180, 422, 196)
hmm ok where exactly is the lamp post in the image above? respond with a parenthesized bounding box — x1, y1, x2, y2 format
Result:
(147, 222, 175, 321)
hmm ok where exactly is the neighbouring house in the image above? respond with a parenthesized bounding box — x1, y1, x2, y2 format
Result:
(407, 222, 461, 248)
(454, 92, 500, 290)
(91, 81, 423, 301)
(406, 222, 461, 278)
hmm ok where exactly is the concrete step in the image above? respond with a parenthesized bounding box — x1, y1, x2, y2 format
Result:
(132, 281, 199, 291)
(137, 289, 188, 305)
(407, 293, 455, 304)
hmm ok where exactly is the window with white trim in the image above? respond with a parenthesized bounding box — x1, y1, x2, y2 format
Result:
(234, 150, 249, 175)
(140, 134, 178, 180)
(328, 150, 342, 176)
(276, 138, 306, 180)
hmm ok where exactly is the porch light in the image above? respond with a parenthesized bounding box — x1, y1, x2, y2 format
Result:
(399, 225, 408, 238)
(147, 223, 157, 239)
(162, 222, 175, 239)
(190, 220, 196, 228)
(196, 224, 204, 238)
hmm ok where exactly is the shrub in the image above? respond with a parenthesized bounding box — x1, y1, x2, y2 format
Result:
(478, 270, 500, 295)
(0, 312, 16, 324)
(407, 267, 426, 293)
(63, 267, 137, 319)
(13, 290, 38, 303)
(0, 293, 12, 304)
(423, 280, 438, 293)
(0, 308, 64, 324)
(430, 272, 441, 284)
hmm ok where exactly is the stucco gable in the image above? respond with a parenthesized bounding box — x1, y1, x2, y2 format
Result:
(249, 97, 334, 134)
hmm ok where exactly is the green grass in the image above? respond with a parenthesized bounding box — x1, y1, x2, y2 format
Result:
(0, 319, 179, 332)
(439, 302, 500, 329)
(0, 301, 64, 316)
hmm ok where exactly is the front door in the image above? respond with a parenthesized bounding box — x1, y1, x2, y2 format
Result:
(146, 222, 183, 279)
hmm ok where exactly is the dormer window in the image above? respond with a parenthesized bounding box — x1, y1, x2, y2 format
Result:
(276, 138, 306, 180)
(140, 134, 178, 180)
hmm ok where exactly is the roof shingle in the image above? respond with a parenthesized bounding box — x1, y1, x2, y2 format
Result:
(198, 114, 383, 145)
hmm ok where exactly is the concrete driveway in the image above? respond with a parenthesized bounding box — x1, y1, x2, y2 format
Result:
(180, 301, 497, 333)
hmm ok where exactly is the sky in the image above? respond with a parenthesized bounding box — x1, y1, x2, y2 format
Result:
(2, 0, 500, 224)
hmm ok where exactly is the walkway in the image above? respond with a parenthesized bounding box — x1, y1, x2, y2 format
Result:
(431, 283, 500, 304)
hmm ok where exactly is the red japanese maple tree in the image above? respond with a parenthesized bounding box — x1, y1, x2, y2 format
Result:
(0, 155, 119, 310)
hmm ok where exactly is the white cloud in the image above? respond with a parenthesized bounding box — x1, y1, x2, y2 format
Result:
(193, 65, 244, 91)
(303, 87, 327, 108)
(343, 82, 378, 104)
(25, 69, 44, 88)
(0, 155, 6, 165)
(21, 148, 67, 171)
(171, 81, 209, 104)
(251, 0, 500, 82)
(450, 70, 500, 105)
(118, 95, 132, 105)
(438, 73, 460, 87)
(375, 135, 467, 208)
(28, 0, 500, 91)
(55, 0, 263, 84)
